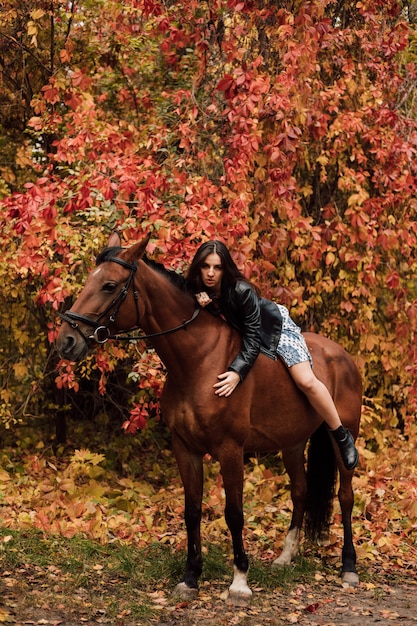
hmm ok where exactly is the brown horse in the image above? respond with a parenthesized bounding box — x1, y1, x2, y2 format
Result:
(56, 232, 362, 602)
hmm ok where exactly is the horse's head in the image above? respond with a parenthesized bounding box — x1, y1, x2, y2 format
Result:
(56, 232, 150, 361)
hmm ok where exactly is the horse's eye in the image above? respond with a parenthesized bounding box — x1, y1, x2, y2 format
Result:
(102, 282, 117, 293)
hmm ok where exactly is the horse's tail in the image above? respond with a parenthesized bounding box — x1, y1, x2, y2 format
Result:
(304, 423, 337, 541)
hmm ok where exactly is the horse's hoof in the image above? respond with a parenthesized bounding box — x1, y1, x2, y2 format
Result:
(341, 571, 359, 587)
(226, 565, 252, 605)
(226, 588, 253, 607)
(272, 528, 300, 569)
(174, 581, 199, 599)
(272, 555, 288, 568)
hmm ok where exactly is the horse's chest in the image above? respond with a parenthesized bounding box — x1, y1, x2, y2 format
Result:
(162, 393, 228, 448)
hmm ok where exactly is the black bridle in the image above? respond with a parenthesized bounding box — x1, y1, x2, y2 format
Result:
(58, 256, 200, 345)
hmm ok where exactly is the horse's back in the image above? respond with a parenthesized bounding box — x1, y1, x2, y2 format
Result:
(244, 332, 362, 451)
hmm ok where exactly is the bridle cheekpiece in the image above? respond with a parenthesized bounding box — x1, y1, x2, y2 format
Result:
(58, 255, 200, 345)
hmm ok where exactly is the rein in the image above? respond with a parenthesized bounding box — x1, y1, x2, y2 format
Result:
(107, 307, 200, 342)
(58, 256, 200, 345)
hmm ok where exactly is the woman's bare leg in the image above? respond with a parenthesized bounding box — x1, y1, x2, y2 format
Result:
(289, 361, 358, 470)
(289, 361, 341, 429)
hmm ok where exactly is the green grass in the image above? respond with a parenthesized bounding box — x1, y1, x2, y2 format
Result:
(248, 554, 316, 589)
(0, 527, 317, 620)
(0, 529, 172, 620)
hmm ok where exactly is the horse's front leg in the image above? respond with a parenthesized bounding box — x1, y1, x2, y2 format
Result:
(172, 437, 204, 598)
(218, 445, 252, 605)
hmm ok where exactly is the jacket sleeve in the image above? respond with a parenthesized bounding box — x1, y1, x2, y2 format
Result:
(227, 283, 262, 381)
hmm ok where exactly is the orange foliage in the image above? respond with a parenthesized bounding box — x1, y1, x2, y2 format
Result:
(0, 0, 416, 442)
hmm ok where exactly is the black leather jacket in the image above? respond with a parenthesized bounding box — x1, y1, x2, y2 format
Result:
(204, 280, 283, 381)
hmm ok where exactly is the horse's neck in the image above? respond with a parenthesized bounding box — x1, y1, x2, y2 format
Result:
(139, 265, 229, 379)
(139, 266, 196, 353)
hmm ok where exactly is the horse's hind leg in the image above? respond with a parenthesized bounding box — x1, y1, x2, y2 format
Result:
(338, 467, 359, 587)
(273, 444, 307, 568)
(172, 438, 204, 598)
(218, 445, 252, 605)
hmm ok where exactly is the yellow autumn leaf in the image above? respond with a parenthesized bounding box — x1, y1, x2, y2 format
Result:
(13, 362, 28, 379)
(1, 9, 17, 22)
(58, 478, 75, 493)
(300, 184, 313, 197)
(15, 144, 33, 168)
(1, 167, 17, 184)
(255, 153, 267, 166)
(27, 21, 38, 36)
(325, 251, 336, 266)
(30, 8, 45, 19)
(0, 608, 15, 623)
(346, 78, 357, 96)
(0, 393, 12, 408)
(88, 464, 105, 479)
(111, 491, 132, 508)
(38, 480, 54, 493)
(0, 469, 11, 482)
(365, 334, 378, 351)
(144, 514, 154, 530)
(348, 189, 369, 206)
(254, 166, 266, 180)
(83, 480, 106, 498)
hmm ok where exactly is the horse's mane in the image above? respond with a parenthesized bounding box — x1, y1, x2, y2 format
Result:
(96, 247, 189, 293)
(143, 256, 188, 292)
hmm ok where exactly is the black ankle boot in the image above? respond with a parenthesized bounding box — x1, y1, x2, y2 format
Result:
(331, 426, 359, 470)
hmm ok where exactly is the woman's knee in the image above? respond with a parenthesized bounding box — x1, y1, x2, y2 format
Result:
(290, 365, 317, 395)
(296, 377, 318, 396)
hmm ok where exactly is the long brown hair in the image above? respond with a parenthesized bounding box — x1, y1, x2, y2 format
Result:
(187, 240, 249, 296)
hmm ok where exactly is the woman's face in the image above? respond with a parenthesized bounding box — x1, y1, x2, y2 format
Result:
(200, 252, 223, 293)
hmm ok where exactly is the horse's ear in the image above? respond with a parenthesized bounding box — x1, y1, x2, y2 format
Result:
(107, 231, 122, 248)
(124, 232, 151, 263)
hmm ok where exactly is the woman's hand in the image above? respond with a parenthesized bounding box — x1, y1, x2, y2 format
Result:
(195, 291, 212, 307)
(214, 371, 240, 397)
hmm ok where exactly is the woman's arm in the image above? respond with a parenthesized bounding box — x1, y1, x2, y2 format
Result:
(224, 282, 262, 382)
(196, 282, 262, 396)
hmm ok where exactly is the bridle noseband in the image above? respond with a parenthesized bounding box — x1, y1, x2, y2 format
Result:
(58, 256, 200, 345)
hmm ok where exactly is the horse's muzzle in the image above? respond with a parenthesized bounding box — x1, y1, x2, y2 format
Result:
(56, 330, 89, 362)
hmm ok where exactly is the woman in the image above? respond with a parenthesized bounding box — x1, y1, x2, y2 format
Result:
(187, 240, 359, 471)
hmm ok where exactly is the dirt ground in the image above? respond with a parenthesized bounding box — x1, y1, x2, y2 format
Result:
(1, 567, 417, 625)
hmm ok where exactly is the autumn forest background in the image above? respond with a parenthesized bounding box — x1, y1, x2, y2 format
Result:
(1, 0, 417, 609)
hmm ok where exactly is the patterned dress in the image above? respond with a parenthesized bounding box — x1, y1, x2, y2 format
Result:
(275, 304, 313, 368)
